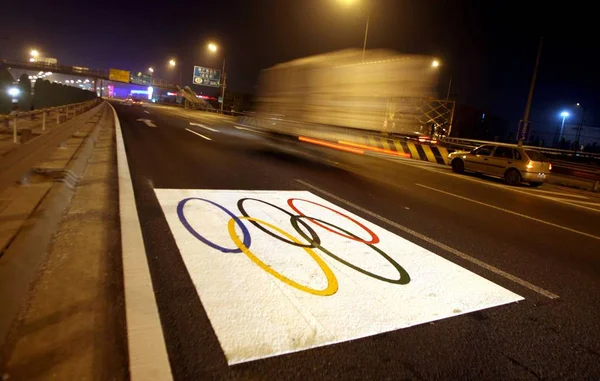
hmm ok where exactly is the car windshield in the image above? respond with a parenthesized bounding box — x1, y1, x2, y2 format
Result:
(525, 150, 546, 162)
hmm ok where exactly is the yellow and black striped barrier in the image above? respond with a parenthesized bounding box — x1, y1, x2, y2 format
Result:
(237, 115, 454, 165)
(353, 135, 452, 165)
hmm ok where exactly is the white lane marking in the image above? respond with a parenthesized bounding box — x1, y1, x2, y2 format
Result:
(185, 128, 212, 140)
(144, 110, 150, 114)
(234, 125, 268, 134)
(189, 122, 218, 132)
(415, 183, 600, 242)
(107, 103, 173, 380)
(390, 160, 600, 214)
(136, 118, 157, 127)
(296, 179, 559, 299)
(557, 199, 600, 207)
(155, 188, 522, 365)
(526, 188, 589, 199)
(546, 198, 600, 211)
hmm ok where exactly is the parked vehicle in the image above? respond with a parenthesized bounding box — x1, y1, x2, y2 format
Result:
(448, 144, 552, 186)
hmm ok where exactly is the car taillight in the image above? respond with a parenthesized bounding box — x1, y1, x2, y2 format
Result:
(549, 163, 552, 171)
(526, 161, 534, 169)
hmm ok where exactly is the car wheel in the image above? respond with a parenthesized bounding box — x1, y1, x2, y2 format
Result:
(451, 159, 464, 174)
(504, 169, 522, 186)
(529, 182, 543, 187)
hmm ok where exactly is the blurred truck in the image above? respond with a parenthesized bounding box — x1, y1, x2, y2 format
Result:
(239, 49, 443, 142)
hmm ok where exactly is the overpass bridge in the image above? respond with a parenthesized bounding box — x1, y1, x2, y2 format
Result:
(1, 59, 179, 91)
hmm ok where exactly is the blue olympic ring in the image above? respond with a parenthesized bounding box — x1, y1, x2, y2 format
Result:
(177, 197, 251, 253)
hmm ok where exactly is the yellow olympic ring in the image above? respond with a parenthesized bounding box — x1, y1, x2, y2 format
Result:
(227, 216, 338, 296)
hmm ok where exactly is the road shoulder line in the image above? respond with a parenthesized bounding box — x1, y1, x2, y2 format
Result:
(296, 179, 559, 299)
(108, 103, 173, 380)
(415, 183, 600, 241)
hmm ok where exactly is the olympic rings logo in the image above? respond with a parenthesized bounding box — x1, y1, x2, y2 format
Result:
(177, 197, 411, 296)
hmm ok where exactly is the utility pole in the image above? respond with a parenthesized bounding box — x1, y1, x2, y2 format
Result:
(519, 36, 543, 146)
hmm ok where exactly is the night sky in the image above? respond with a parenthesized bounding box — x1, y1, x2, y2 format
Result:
(2, 0, 598, 137)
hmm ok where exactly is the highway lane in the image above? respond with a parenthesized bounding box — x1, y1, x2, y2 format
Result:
(115, 102, 600, 380)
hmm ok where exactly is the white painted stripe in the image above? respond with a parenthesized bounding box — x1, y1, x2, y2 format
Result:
(415, 183, 600, 242)
(189, 122, 218, 132)
(108, 103, 173, 380)
(526, 188, 589, 199)
(234, 125, 268, 134)
(185, 128, 212, 140)
(557, 199, 600, 207)
(144, 110, 150, 114)
(392, 160, 600, 214)
(545, 198, 600, 212)
(296, 179, 559, 299)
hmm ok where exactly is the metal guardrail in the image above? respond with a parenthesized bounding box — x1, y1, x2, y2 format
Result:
(1, 99, 99, 144)
(0, 100, 105, 192)
(440, 136, 600, 160)
(439, 137, 600, 189)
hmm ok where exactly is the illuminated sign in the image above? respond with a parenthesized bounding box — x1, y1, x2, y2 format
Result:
(109, 68, 131, 83)
(192, 66, 220, 87)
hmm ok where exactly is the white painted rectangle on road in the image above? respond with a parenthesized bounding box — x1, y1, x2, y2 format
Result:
(155, 189, 523, 365)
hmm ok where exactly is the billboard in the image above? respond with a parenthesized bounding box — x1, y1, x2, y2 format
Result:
(193, 66, 220, 87)
(109, 68, 131, 83)
(131, 71, 152, 86)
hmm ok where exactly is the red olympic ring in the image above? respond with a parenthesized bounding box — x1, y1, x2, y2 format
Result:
(287, 198, 380, 244)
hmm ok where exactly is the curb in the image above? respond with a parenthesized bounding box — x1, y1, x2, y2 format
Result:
(108, 102, 173, 381)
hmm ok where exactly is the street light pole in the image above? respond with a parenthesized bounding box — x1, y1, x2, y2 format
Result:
(220, 58, 226, 113)
(519, 36, 543, 146)
(446, 76, 452, 101)
(574, 105, 585, 152)
(362, 14, 370, 61)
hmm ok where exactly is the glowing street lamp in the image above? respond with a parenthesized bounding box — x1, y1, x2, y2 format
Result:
(168, 59, 176, 67)
(8, 87, 20, 97)
(30, 49, 39, 58)
(208, 42, 227, 113)
(148, 67, 154, 73)
(431, 59, 440, 68)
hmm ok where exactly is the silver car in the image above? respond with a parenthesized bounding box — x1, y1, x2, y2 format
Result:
(448, 144, 552, 186)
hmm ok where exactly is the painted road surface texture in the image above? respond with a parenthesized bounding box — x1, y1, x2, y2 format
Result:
(155, 189, 523, 365)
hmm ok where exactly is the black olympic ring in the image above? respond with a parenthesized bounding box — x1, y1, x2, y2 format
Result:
(290, 215, 411, 285)
(237, 198, 321, 248)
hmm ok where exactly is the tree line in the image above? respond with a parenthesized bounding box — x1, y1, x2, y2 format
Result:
(0, 69, 96, 114)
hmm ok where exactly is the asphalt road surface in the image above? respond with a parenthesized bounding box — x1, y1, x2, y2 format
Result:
(114, 101, 600, 381)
